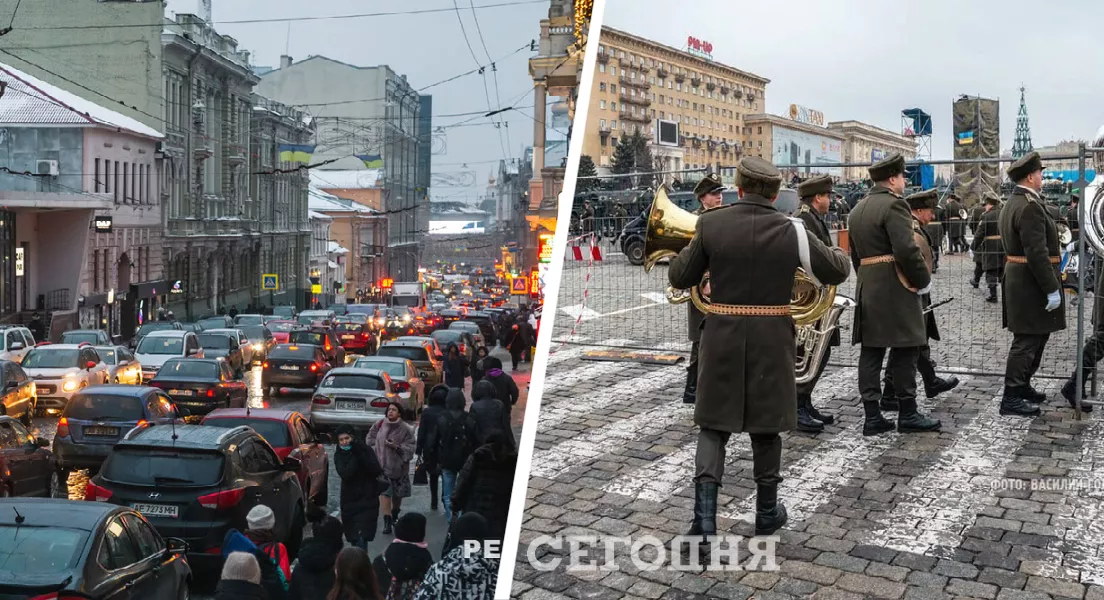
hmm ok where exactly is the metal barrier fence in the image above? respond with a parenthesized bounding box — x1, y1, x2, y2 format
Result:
(553, 150, 1100, 392)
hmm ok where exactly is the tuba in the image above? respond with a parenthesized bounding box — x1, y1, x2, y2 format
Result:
(642, 186, 853, 383)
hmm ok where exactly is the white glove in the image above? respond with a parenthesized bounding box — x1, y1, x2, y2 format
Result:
(1045, 290, 1061, 311)
(916, 283, 932, 296)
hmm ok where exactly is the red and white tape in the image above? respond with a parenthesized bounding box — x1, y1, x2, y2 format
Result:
(558, 233, 598, 350)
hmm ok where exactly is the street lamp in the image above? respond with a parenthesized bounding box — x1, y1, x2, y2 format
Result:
(107, 288, 115, 338)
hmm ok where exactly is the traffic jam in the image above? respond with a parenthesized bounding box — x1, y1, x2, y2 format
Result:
(0, 271, 529, 597)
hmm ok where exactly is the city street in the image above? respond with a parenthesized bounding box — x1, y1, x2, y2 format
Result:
(511, 249, 1104, 600)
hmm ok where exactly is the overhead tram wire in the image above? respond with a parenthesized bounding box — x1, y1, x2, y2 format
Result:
(468, 0, 513, 161)
(452, 0, 508, 162)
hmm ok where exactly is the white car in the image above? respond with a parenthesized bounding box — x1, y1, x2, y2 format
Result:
(203, 328, 254, 365)
(309, 367, 399, 431)
(134, 331, 203, 381)
(94, 345, 143, 385)
(20, 343, 110, 413)
(0, 326, 35, 363)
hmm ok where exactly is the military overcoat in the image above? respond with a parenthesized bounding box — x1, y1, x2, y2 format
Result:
(971, 206, 1005, 271)
(945, 198, 966, 239)
(669, 194, 851, 434)
(846, 185, 931, 348)
(914, 220, 941, 341)
(998, 186, 1065, 334)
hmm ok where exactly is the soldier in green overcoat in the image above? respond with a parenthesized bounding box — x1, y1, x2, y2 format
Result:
(681, 174, 725, 405)
(971, 192, 1005, 302)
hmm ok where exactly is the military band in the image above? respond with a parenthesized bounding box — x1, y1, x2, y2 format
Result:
(971, 193, 1004, 303)
(681, 174, 726, 405)
(945, 192, 967, 253)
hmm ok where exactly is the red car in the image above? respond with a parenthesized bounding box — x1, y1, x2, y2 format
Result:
(200, 408, 330, 507)
(334, 321, 377, 354)
(267, 320, 298, 344)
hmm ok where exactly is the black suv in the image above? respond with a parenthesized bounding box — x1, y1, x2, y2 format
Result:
(85, 423, 306, 565)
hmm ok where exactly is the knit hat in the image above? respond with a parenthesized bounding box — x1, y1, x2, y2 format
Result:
(446, 512, 490, 555)
(313, 515, 345, 549)
(472, 380, 497, 401)
(246, 504, 276, 531)
(394, 512, 427, 544)
(222, 551, 262, 585)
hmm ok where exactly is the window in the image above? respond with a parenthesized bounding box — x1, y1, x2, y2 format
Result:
(611, 84, 616, 94)
(104, 160, 112, 194)
(121, 514, 163, 559)
(113, 162, 120, 203)
(757, 126, 763, 135)
(294, 419, 314, 444)
(611, 120, 617, 129)
(611, 102, 617, 111)
(611, 67, 617, 76)
(94, 159, 102, 192)
(599, 82, 606, 92)
(98, 518, 142, 571)
(599, 119, 606, 128)
(122, 163, 129, 203)
(600, 100, 606, 110)
(598, 64, 605, 73)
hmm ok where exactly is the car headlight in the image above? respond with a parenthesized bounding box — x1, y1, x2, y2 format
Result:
(252, 343, 262, 351)
(62, 380, 80, 392)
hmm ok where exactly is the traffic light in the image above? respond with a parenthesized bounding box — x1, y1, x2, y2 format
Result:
(309, 275, 321, 286)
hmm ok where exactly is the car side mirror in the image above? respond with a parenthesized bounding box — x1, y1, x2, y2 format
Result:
(9, 342, 23, 351)
(282, 456, 302, 471)
(166, 537, 188, 555)
(85, 361, 97, 370)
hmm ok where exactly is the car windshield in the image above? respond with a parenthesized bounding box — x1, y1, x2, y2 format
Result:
(102, 450, 224, 486)
(268, 321, 296, 332)
(197, 334, 234, 349)
(289, 332, 325, 346)
(239, 326, 266, 340)
(320, 374, 385, 390)
(273, 307, 295, 317)
(269, 346, 315, 360)
(450, 322, 478, 332)
(234, 315, 264, 326)
(0, 526, 87, 575)
(432, 331, 463, 344)
(156, 360, 218, 379)
(297, 313, 326, 325)
(337, 323, 363, 332)
(65, 393, 145, 421)
(377, 346, 429, 362)
(95, 348, 117, 365)
(21, 349, 79, 369)
(353, 360, 407, 377)
(137, 323, 175, 337)
(197, 318, 227, 330)
(202, 418, 290, 446)
(61, 332, 100, 344)
(137, 337, 184, 355)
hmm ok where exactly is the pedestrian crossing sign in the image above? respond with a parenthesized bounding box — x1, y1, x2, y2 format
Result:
(262, 274, 279, 291)
(511, 276, 529, 295)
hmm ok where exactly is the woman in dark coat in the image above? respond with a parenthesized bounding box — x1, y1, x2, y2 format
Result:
(289, 515, 344, 600)
(372, 513, 433, 598)
(470, 346, 490, 382)
(333, 424, 384, 549)
(416, 385, 449, 511)
(480, 356, 519, 421)
(442, 342, 469, 389)
(451, 432, 517, 543)
(505, 324, 528, 371)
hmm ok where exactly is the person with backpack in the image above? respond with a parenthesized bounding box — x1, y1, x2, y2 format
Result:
(334, 424, 385, 549)
(415, 385, 449, 511)
(215, 551, 268, 600)
(442, 342, 469, 389)
(469, 380, 513, 449)
(243, 504, 291, 583)
(368, 402, 417, 535)
(451, 432, 518, 544)
(289, 509, 344, 600)
(372, 513, 434, 600)
(480, 357, 519, 421)
(427, 388, 479, 524)
(221, 515, 290, 600)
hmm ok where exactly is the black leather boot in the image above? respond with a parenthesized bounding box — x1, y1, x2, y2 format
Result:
(862, 401, 895, 436)
(806, 401, 834, 425)
(383, 514, 393, 535)
(754, 484, 787, 536)
(796, 394, 824, 433)
(1060, 372, 1095, 413)
(925, 375, 960, 399)
(879, 379, 898, 412)
(986, 286, 998, 303)
(896, 397, 941, 433)
(682, 368, 697, 404)
(1000, 386, 1041, 417)
(677, 482, 719, 557)
(970, 277, 979, 288)
(1022, 385, 1048, 403)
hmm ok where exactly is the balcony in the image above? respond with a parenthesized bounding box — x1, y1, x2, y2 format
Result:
(227, 143, 247, 167)
(720, 85, 730, 95)
(619, 75, 649, 90)
(193, 138, 213, 161)
(674, 71, 685, 83)
(599, 124, 611, 136)
(619, 56, 630, 66)
(691, 76, 702, 87)
(597, 51, 609, 63)
(734, 89, 744, 99)
(706, 80, 716, 91)
(656, 66, 669, 78)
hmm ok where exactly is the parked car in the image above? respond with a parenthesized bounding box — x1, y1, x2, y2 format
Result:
(196, 331, 246, 378)
(130, 321, 183, 350)
(20, 343, 111, 415)
(296, 310, 335, 326)
(195, 316, 234, 330)
(233, 313, 266, 326)
(396, 336, 445, 364)
(376, 340, 443, 387)
(335, 320, 377, 355)
(437, 308, 465, 328)
(430, 329, 477, 362)
(272, 305, 297, 319)
(0, 325, 35, 363)
(267, 319, 298, 344)
(60, 329, 111, 345)
(202, 409, 329, 507)
(134, 331, 202, 381)
(239, 324, 276, 364)
(0, 358, 35, 425)
(149, 358, 247, 415)
(463, 312, 499, 346)
(308, 368, 398, 432)
(352, 356, 425, 419)
(448, 321, 486, 348)
(287, 328, 346, 369)
(94, 345, 143, 385)
(0, 415, 56, 497)
(261, 344, 333, 396)
(0, 499, 191, 598)
(206, 328, 254, 366)
(53, 385, 181, 475)
(86, 424, 306, 563)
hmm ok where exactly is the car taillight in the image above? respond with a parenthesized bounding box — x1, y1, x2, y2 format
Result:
(370, 398, 388, 408)
(56, 417, 69, 438)
(136, 419, 147, 428)
(262, 362, 269, 368)
(309, 363, 319, 372)
(84, 481, 113, 502)
(360, 333, 370, 340)
(393, 382, 410, 393)
(312, 396, 331, 404)
(29, 594, 93, 600)
(206, 388, 216, 398)
(198, 487, 247, 510)
(461, 344, 467, 354)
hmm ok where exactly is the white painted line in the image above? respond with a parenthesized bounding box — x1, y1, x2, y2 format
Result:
(640, 292, 668, 304)
(559, 304, 603, 321)
(542, 359, 643, 396)
(859, 396, 1033, 555)
(600, 302, 678, 319)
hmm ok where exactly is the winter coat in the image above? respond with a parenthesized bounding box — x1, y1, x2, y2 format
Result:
(222, 530, 288, 600)
(287, 536, 339, 600)
(368, 418, 417, 480)
(333, 440, 384, 544)
(999, 185, 1065, 334)
(372, 542, 433, 599)
(481, 359, 519, 408)
(414, 547, 500, 600)
(443, 343, 469, 388)
(468, 381, 513, 448)
(428, 389, 480, 472)
(451, 443, 518, 542)
(971, 206, 1004, 271)
(470, 351, 489, 382)
(416, 385, 450, 466)
(215, 579, 269, 600)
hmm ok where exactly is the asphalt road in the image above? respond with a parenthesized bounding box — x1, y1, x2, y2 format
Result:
(27, 344, 529, 594)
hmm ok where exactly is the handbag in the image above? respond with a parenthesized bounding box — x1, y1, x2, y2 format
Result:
(413, 457, 429, 485)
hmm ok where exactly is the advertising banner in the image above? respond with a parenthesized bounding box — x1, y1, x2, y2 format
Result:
(871, 148, 886, 162)
(772, 127, 842, 176)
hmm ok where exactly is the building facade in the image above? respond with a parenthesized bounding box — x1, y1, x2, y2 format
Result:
(255, 56, 429, 280)
(582, 26, 770, 179)
(827, 120, 917, 182)
(744, 114, 846, 179)
(309, 186, 387, 302)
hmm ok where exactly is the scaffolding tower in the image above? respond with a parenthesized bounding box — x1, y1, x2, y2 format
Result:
(902, 108, 933, 161)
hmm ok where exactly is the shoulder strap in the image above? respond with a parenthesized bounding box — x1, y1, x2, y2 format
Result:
(788, 217, 821, 287)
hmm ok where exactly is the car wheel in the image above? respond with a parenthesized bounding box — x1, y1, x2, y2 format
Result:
(625, 238, 645, 266)
(47, 470, 63, 498)
(286, 505, 305, 560)
(20, 403, 32, 427)
(177, 578, 189, 600)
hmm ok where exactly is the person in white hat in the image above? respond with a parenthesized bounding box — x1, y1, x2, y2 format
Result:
(215, 551, 266, 600)
(244, 504, 291, 584)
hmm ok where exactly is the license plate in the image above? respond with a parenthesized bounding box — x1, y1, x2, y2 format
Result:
(38, 385, 56, 394)
(337, 401, 363, 410)
(131, 503, 178, 518)
(341, 335, 354, 340)
(280, 365, 299, 371)
(84, 426, 120, 436)
(168, 389, 193, 396)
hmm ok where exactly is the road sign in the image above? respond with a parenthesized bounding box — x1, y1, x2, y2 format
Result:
(311, 284, 323, 294)
(262, 274, 279, 291)
(511, 276, 529, 295)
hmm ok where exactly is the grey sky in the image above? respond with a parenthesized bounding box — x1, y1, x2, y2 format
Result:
(603, 0, 1103, 160)
(166, 0, 545, 204)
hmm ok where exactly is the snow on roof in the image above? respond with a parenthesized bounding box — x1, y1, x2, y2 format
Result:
(327, 260, 339, 269)
(327, 241, 348, 255)
(308, 210, 332, 221)
(310, 169, 383, 189)
(309, 184, 378, 214)
(0, 62, 163, 139)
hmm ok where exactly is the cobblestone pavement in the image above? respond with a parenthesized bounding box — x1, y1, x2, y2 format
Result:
(512, 248, 1104, 599)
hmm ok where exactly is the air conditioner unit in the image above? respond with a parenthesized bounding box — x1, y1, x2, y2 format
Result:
(36, 160, 58, 176)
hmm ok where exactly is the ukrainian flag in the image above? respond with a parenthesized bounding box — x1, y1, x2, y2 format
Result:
(278, 144, 316, 163)
(357, 154, 384, 168)
(957, 131, 974, 146)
